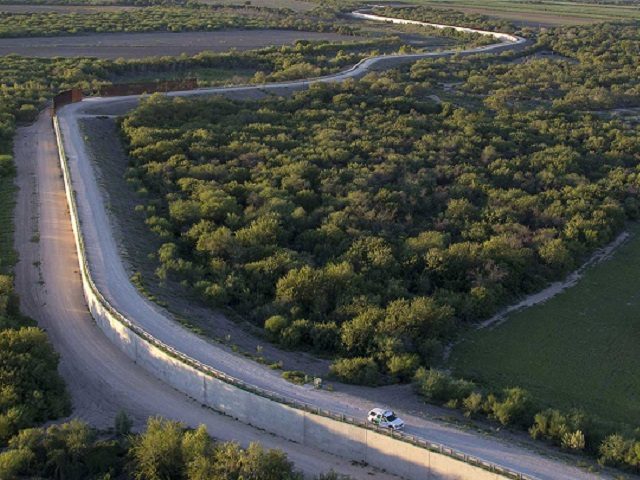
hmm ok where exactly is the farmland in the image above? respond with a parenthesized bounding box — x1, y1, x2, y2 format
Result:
(399, 0, 640, 25)
(450, 223, 640, 431)
(0, 30, 360, 58)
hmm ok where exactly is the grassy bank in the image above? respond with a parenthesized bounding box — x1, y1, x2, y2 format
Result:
(450, 223, 640, 430)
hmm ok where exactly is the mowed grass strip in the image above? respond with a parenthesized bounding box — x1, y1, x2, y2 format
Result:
(450, 223, 640, 429)
(402, 0, 640, 24)
(0, 174, 16, 274)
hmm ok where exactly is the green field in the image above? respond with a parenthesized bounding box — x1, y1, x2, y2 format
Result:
(398, 0, 640, 25)
(451, 223, 640, 430)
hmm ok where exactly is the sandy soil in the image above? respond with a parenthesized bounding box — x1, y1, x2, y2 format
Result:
(0, 30, 360, 59)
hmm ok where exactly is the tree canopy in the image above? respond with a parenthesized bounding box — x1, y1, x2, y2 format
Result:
(121, 20, 640, 383)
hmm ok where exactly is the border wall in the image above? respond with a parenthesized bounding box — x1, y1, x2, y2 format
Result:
(52, 88, 83, 114)
(97, 78, 198, 97)
(52, 105, 532, 480)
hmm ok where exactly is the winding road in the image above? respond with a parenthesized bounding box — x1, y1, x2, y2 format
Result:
(17, 9, 614, 480)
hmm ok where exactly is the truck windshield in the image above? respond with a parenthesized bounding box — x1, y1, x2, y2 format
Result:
(386, 413, 397, 422)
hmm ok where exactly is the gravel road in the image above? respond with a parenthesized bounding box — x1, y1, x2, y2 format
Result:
(24, 11, 616, 480)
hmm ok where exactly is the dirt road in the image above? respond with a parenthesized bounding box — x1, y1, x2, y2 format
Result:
(12, 112, 398, 480)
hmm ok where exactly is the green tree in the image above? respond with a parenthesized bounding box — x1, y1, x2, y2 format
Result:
(130, 417, 185, 480)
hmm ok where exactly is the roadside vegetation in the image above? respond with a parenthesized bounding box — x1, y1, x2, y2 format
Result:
(373, 5, 516, 32)
(414, 368, 640, 473)
(0, 414, 349, 480)
(0, 277, 70, 446)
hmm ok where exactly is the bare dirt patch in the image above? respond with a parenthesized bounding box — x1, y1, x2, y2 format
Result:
(0, 29, 361, 59)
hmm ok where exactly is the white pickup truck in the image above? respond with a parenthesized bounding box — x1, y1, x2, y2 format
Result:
(367, 408, 405, 430)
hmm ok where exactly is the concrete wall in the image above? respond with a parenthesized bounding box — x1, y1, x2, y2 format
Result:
(53, 116, 523, 480)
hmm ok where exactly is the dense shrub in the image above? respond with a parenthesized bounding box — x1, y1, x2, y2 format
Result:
(0, 417, 326, 480)
(598, 434, 640, 469)
(122, 36, 639, 373)
(487, 387, 534, 428)
(529, 408, 588, 450)
(414, 368, 475, 404)
(386, 353, 421, 382)
(461, 392, 483, 418)
(264, 314, 289, 340)
(0, 6, 355, 38)
(329, 357, 379, 385)
(0, 154, 13, 177)
(0, 276, 70, 445)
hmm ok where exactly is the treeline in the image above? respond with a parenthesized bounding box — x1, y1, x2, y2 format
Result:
(98, 37, 412, 86)
(372, 5, 517, 34)
(439, 21, 640, 112)
(0, 5, 356, 38)
(0, 415, 350, 479)
(121, 39, 639, 384)
(0, 277, 70, 446)
(415, 369, 640, 472)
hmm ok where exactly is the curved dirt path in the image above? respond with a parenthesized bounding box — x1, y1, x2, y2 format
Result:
(40, 10, 614, 480)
